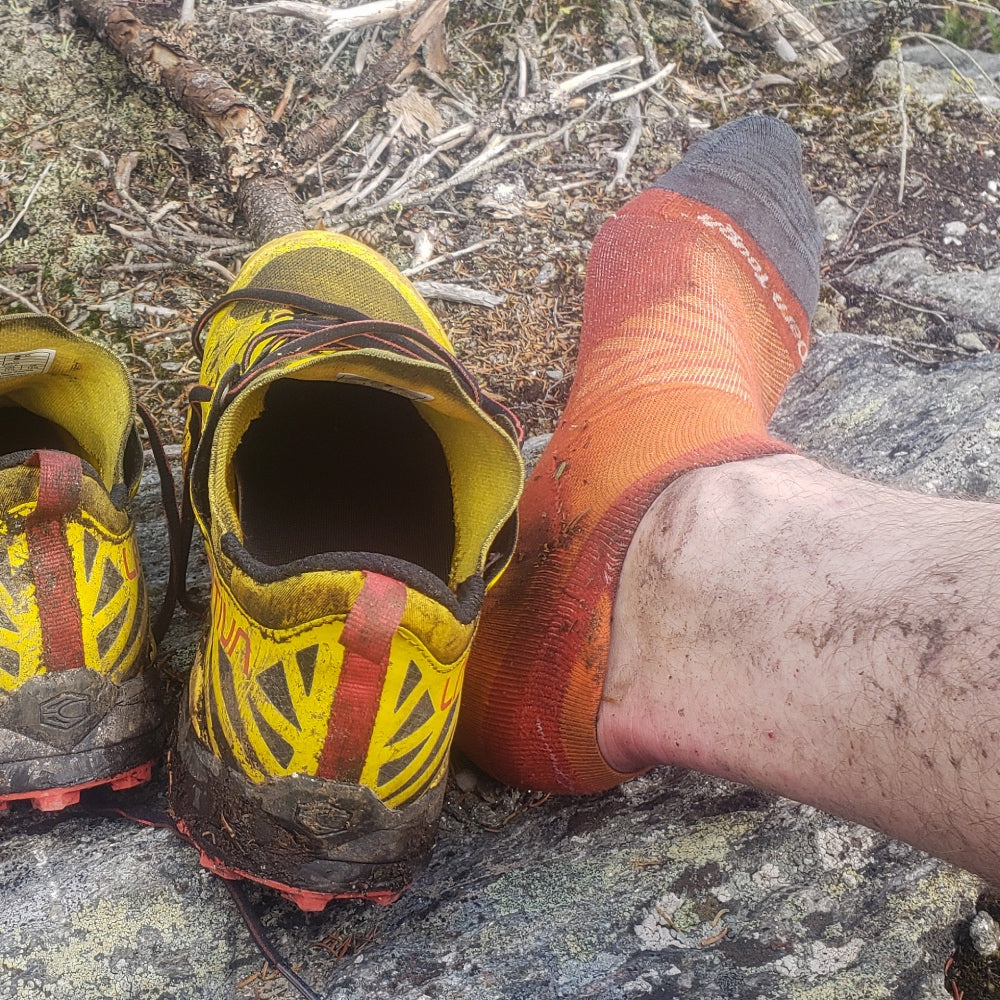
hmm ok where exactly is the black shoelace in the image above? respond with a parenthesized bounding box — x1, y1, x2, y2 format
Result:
(87, 804, 324, 1000)
(128, 403, 325, 1000)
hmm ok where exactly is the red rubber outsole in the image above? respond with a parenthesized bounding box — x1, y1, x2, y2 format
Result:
(0, 762, 154, 813)
(174, 818, 405, 912)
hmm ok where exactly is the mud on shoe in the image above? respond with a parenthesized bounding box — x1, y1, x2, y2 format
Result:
(0, 315, 163, 812)
(168, 231, 524, 910)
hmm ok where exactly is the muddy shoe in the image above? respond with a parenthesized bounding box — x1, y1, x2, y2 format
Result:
(168, 231, 524, 910)
(0, 315, 163, 811)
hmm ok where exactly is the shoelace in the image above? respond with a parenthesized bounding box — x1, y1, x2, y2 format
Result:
(87, 803, 324, 1000)
(128, 407, 324, 999)
(136, 403, 189, 644)
(174, 288, 523, 608)
(190, 286, 521, 436)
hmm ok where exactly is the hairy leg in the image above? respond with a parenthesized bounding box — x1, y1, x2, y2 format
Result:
(602, 453, 1000, 881)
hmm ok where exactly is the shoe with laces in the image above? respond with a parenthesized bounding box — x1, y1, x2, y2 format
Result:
(168, 231, 524, 910)
(0, 315, 163, 811)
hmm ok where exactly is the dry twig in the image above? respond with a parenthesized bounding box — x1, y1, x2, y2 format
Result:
(0, 162, 53, 247)
(412, 281, 506, 307)
(0, 282, 46, 315)
(328, 102, 597, 228)
(894, 39, 909, 206)
(555, 55, 644, 97)
(237, 0, 422, 38)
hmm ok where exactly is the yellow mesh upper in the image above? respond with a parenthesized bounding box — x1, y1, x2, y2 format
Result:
(197, 230, 524, 589)
(0, 315, 134, 488)
(200, 232, 451, 388)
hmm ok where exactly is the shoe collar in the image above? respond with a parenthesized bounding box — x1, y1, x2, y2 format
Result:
(185, 318, 524, 594)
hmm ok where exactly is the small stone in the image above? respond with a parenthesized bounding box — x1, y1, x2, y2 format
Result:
(956, 331, 988, 353)
(943, 221, 968, 238)
(521, 434, 552, 473)
(970, 910, 1000, 956)
(816, 195, 854, 244)
(452, 765, 479, 793)
(534, 261, 557, 287)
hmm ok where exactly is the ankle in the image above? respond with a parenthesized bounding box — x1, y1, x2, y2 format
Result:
(597, 455, 808, 774)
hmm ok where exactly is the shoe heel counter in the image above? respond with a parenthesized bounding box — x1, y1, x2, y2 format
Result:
(0, 489, 150, 693)
(360, 625, 465, 809)
(189, 570, 469, 809)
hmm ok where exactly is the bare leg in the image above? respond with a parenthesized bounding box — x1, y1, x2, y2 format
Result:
(602, 453, 1000, 881)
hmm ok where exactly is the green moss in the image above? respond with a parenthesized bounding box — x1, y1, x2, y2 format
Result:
(939, 3, 1000, 53)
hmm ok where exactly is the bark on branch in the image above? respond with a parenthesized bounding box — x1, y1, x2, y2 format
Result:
(289, 0, 449, 162)
(68, 0, 449, 244)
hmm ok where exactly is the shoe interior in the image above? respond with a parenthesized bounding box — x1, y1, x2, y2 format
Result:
(233, 379, 455, 580)
(0, 404, 84, 461)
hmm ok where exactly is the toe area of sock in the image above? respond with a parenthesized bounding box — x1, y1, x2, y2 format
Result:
(652, 115, 823, 320)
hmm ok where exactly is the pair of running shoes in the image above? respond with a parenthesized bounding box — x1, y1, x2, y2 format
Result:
(0, 230, 525, 911)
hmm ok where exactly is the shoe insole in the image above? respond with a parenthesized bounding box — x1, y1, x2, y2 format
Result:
(234, 379, 455, 580)
(0, 407, 80, 458)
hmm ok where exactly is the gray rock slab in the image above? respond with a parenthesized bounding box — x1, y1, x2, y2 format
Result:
(878, 43, 1000, 111)
(1, 330, 991, 1000)
(848, 248, 1000, 340)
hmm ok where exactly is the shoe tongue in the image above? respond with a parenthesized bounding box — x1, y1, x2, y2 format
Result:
(0, 315, 133, 488)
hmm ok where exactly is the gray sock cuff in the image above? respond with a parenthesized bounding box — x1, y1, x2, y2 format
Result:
(653, 116, 822, 320)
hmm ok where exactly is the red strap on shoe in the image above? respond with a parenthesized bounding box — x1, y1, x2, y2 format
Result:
(25, 450, 85, 671)
(316, 571, 407, 782)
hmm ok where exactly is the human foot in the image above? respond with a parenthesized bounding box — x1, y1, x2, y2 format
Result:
(457, 115, 823, 793)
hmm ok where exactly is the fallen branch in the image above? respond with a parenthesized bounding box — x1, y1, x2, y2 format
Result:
(716, 0, 844, 65)
(288, 0, 449, 162)
(69, 0, 302, 242)
(68, 0, 449, 244)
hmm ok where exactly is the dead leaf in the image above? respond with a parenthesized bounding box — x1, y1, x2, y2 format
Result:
(387, 86, 444, 139)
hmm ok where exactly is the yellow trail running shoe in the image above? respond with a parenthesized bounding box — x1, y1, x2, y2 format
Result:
(168, 231, 524, 910)
(0, 315, 162, 811)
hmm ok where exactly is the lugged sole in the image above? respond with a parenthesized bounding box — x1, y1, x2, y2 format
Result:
(0, 762, 154, 812)
(168, 705, 444, 912)
(0, 667, 165, 806)
(174, 818, 404, 910)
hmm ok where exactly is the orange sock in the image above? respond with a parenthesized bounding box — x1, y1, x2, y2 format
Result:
(457, 116, 822, 793)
